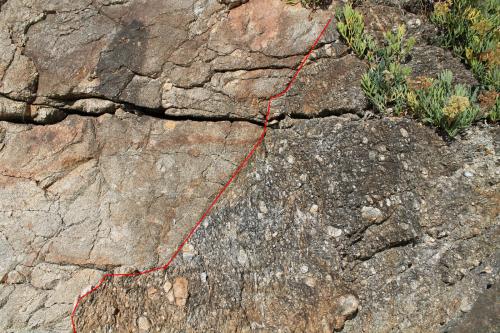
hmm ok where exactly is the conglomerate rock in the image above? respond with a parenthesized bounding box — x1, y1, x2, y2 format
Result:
(74, 117, 498, 333)
(0, 0, 498, 332)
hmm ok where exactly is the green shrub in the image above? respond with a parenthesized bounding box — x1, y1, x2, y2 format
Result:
(336, 4, 376, 60)
(431, 0, 499, 91)
(409, 70, 480, 137)
(361, 25, 415, 115)
(336, 4, 482, 137)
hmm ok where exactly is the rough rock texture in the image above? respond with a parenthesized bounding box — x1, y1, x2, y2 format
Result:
(74, 118, 498, 332)
(0, 0, 342, 123)
(0, 0, 475, 124)
(0, 112, 259, 331)
(0, 0, 498, 332)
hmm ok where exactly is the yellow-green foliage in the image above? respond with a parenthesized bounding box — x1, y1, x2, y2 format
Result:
(410, 70, 480, 137)
(431, 0, 499, 121)
(337, 3, 482, 137)
(361, 25, 415, 115)
(431, 0, 499, 89)
(336, 4, 376, 60)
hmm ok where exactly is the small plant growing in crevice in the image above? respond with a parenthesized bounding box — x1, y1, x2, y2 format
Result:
(408, 70, 480, 137)
(336, 4, 376, 60)
(431, 0, 499, 121)
(361, 25, 415, 115)
(336, 3, 484, 137)
(431, 0, 499, 90)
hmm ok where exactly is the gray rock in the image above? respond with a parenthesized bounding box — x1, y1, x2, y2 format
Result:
(0, 1, 497, 332)
(73, 118, 499, 332)
(0, 96, 27, 121)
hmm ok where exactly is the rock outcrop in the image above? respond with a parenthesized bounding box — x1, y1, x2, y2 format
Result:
(0, 0, 498, 332)
(74, 117, 498, 333)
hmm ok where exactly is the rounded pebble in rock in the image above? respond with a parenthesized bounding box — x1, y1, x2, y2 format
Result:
(137, 316, 151, 331)
(310, 204, 319, 214)
(361, 206, 383, 222)
(163, 280, 172, 293)
(339, 294, 359, 317)
(173, 277, 189, 307)
(259, 201, 268, 214)
(463, 171, 474, 178)
(237, 249, 248, 266)
(147, 287, 159, 300)
(182, 243, 196, 259)
(460, 298, 473, 313)
(304, 276, 316, 287)
(327, 226, 343, 238)
(300, 265, 309, 274)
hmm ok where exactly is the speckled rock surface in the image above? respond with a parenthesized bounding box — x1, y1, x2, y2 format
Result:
(0, 0, 498, 332)
(75, 118, 498, 332)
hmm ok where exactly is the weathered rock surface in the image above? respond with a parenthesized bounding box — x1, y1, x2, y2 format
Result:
(0, 0, 498, 332)
(74, 118, 498, 332)
(0, 0, 342, 123)
(0, 0, 477, 124)
(0, 111, 259, 331)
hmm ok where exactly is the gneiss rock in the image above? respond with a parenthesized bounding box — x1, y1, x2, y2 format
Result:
(0, 113, 259, 332)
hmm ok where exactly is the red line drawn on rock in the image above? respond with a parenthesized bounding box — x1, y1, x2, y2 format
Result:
(70, 17, 333, 333)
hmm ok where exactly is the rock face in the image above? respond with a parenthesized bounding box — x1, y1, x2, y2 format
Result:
(0, 0, 498, 332)
(0, 112, 260, 331)
(74, 117, 498, 332)
(0, 0, 341, 122)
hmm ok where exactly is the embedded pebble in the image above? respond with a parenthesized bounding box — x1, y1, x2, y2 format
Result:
(327, 226, 343, 238)
(182, 243, 197, 259)
(137, 316, 151, 331)
(463, 171, 474, 178)
(237, 249, 248, 266)
(173, 277, 189, 307)
(259, 201, 268, 214)
(460, 298, 473, 313)
(361, 206, 383, 222)
(304, 276, 316, 287)
(338, 294, 359, 317)
(147, 287, 159, 300)
(163, 280, 172, 293)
